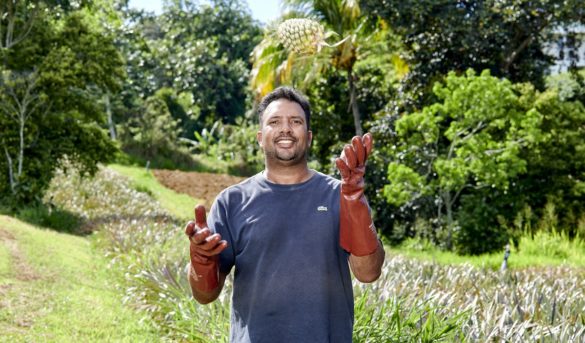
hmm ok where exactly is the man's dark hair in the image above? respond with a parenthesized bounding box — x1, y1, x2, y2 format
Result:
(257, 86, 311, 130)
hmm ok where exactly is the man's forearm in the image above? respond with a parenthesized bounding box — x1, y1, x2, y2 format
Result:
(349, 242, 385, 283)
(188, 265, 225, 304)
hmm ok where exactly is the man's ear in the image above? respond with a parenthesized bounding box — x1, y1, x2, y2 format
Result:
(308, 130, 313, 146)
(256, 130, 263, 148)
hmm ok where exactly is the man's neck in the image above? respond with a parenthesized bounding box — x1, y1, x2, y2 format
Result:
(263, 162, 314, 185)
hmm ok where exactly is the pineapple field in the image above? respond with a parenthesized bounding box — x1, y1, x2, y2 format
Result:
(2, 165, 581, 342)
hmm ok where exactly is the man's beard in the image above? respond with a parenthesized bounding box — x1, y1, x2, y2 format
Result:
(264, 137, 309, 164)
(275, 146, 299, 161)
(265, 147, 308, 164)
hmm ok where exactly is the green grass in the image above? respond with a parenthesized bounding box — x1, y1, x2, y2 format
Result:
(114, 149, 231, 174)
(0, 215, 159, 342)
(192, 154, 231, 174)
(109, 163, 203, 221)
(392, 230, 585, 269)
(0, 240, 10, 276)
(11, 204, 82, 235)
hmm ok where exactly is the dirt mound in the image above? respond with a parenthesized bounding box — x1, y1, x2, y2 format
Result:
(152, 169, 246, 206)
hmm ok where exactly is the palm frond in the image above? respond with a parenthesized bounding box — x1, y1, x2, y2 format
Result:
(250, 36, 288, 97)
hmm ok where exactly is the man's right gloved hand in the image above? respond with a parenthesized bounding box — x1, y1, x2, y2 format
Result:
(185, 205, 227, 293)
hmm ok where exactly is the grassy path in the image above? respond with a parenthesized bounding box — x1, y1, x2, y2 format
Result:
(0, 215, 159, 342)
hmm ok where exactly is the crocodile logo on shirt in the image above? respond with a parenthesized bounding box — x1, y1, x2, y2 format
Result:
(317, 206, 328, 212)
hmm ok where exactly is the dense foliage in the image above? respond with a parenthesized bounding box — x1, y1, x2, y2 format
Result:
(360, 0, 585, 106)
(359, 0, 585, 253)
(116, 0, 261, 131)
(110, 0, 263, 168)
(0, 2, 122, 204)
(306, 52, 399, 171)
(1, 0, 584, 256)
(377, 70, 584, 253)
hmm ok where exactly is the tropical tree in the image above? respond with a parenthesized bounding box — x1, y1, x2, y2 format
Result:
(119, 91, 180, 161)
(116, 0, 261, 137)
(251, 0, 401, 136)
(0, 69, 46, 194)
(305, 40, 401, 169)
(0, 5, 123, 204)
(382, 70, 547, 252)
(0, 0, 37, 50)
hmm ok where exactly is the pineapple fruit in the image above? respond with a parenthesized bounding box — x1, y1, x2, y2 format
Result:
(277, 18, 327, 55)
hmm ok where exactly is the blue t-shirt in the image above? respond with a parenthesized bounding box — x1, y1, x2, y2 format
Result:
(208, 171, 354, 343)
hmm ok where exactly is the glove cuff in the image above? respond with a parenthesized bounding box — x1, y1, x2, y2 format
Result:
(190, 256, 220, 292)
(339, 194, 379, 256)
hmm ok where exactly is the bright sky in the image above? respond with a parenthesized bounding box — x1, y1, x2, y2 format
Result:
(127, 0, 282, 24)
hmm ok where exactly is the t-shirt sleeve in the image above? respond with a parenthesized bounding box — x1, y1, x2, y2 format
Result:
(208, 195, 235, 275)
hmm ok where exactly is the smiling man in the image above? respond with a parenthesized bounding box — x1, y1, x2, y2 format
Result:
(184, 86, 385, 342)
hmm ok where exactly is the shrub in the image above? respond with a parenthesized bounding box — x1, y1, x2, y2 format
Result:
(189, 117, 263, 176)
(374, 69, 585, 254)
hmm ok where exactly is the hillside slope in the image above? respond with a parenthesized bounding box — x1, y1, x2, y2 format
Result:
(0, 215, 158, 342)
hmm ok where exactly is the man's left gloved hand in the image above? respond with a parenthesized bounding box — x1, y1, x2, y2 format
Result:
(335, 133, 379, 256)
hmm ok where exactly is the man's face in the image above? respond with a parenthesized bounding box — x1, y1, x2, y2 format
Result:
(257, 99, 312, 166)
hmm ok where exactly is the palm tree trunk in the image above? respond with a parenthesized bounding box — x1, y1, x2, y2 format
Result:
(348, 68, 363, 136)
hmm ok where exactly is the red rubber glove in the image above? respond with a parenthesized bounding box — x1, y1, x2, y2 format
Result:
(185, 205, 227, 293)
(335, 133, 379, 256)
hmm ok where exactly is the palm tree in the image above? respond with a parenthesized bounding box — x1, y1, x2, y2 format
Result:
(250, 0, 372, 136)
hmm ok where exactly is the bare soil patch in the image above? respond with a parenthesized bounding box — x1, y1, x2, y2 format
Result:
(152, 169, 246, 206)
(0, 228, 15, 241)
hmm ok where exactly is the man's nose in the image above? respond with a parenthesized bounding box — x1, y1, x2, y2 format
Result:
(279, 121, 293, 133)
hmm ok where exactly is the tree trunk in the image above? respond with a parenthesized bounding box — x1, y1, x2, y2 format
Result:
(105, 93, 116, 140)
(17, 116, 23, 176)
(444, 191, 454, 250)
(4, 146, 15, 193)
(348, 68, 363, 136)
(1, 0, 36, 50)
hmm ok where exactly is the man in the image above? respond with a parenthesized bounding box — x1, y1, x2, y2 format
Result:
(185, 87, 385, 342)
